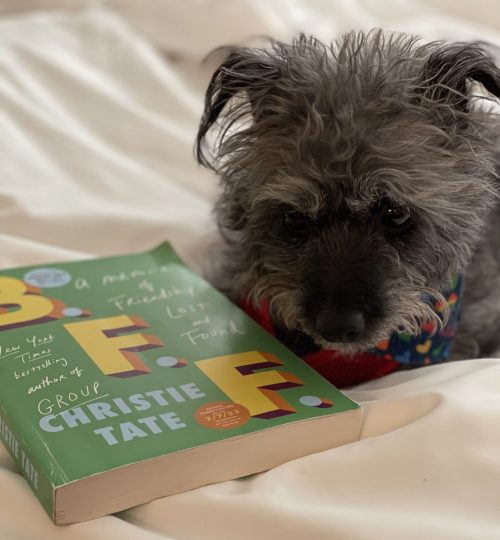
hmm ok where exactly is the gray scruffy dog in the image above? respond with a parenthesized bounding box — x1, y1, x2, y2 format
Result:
(196, 30, 500, 361)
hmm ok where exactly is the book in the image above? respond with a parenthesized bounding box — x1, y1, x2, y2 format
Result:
(0, 243, 362, 524)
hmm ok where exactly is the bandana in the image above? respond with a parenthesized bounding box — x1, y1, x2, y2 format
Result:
(241, 275, 463, 388)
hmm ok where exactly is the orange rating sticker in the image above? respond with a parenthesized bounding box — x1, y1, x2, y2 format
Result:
(195, 401, 250, 430)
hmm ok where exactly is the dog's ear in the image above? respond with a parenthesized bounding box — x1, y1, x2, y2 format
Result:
(421, 43, 500, 117)
(195, 47, 281, 169)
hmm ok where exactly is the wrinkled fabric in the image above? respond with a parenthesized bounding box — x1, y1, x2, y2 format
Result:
(1, 3, 500, 539)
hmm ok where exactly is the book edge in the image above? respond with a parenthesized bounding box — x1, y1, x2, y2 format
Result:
(54, 405, 363, 524)
(53, 398, 361, 488)
(0, 405, 56, 518)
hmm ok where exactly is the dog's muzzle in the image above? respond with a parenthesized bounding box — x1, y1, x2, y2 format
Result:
(241, 274, 463, 387)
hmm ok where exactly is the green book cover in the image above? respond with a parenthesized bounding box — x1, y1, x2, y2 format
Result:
(0, 243, 362, 524)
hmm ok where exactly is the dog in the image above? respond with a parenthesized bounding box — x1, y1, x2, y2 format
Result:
(195, 30, 500, 384)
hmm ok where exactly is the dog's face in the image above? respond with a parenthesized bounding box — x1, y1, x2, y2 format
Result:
(197, 31, 500, 353)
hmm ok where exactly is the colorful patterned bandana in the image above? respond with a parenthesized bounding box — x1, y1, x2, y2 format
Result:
(241, 275, 463, 388)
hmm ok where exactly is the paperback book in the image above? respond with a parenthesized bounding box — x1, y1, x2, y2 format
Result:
(0, 243, 362, 524)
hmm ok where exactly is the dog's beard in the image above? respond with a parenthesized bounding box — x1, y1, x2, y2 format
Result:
(249, 279, 448, 354)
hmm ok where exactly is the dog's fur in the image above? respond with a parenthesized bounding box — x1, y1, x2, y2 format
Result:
(196, 30, 500, 360)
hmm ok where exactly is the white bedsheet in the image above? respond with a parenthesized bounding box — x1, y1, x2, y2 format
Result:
(1, 2, 500, 539)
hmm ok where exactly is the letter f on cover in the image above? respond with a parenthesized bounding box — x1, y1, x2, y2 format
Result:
(195, 351, 304, 418)
(64, 315, 163, 377)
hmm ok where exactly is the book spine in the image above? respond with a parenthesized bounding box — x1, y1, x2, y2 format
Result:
(0, 405, 54, 520)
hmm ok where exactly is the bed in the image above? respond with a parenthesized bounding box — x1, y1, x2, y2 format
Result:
(1, 1, 500, 538)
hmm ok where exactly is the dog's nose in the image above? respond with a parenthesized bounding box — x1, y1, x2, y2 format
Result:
(316, 309, 366, 343)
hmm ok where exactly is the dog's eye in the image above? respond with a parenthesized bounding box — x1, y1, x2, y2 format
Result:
(283, 211, 310, 234)
(381, 206, 411, 228)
